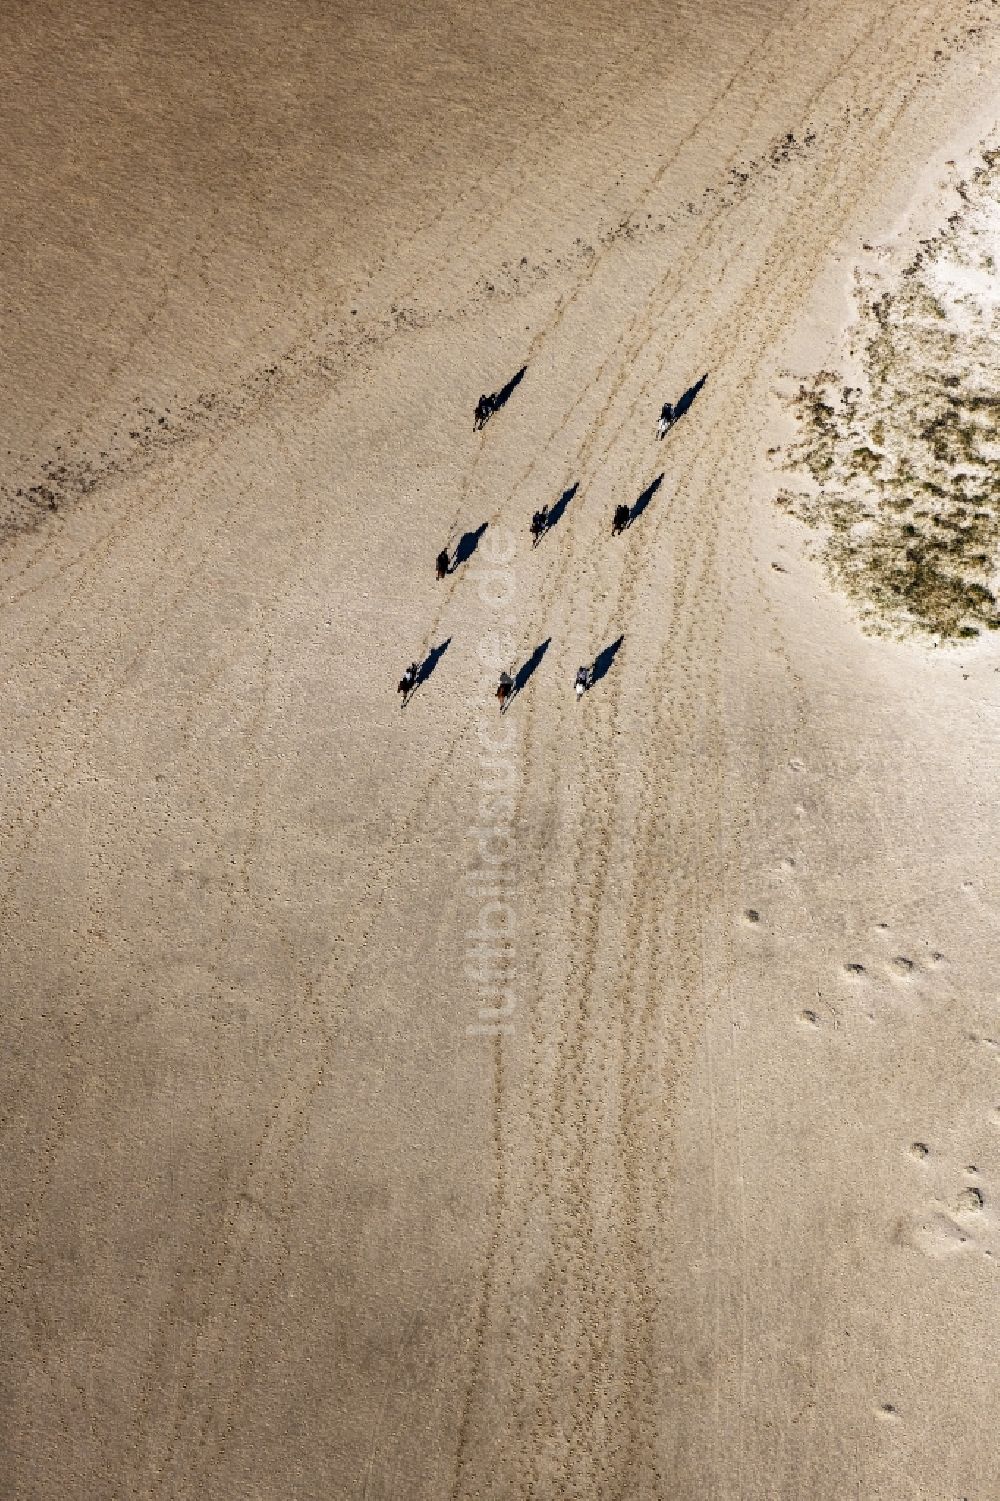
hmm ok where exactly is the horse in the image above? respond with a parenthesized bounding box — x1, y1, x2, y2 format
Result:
(436, 548, 450, 580)
(574, 665, 590, 700)
(612, 503, 630, 536)
(530, 507, 548, 546)
(656, 402, 674, 440)
(496, 672, 514, 712)
(398, 662, 418, 703)
(474, 394, 493, 430)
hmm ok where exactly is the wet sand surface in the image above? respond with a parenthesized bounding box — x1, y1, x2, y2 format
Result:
(2, 3, 1000, 1498)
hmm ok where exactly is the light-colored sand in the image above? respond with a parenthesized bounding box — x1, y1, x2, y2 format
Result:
(3, 4, 1000, 1498)
(776, 141, 1000, 640)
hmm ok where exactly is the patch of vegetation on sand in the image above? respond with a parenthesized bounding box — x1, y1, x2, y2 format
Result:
(776, 146, 1000, 642)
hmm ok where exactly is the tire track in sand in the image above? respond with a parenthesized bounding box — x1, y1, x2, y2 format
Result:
(450, 2, 966, 1494)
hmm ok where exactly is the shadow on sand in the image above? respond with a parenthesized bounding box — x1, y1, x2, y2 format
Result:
(451, 521, 488, 571)
(661, 373, 708, 433)
(489, 364, 527, 415)
(546, 482, 578, 533)
(413, 637, 451, 694)
(589, 634, 623, 689)
(628, 473, 663, 527)
(515, 637, 551, 694)
(417, 637, 451, 687)
(478, 365, 528, 428)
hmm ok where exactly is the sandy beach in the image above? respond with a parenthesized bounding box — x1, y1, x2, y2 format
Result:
(2, 3, 1000, 1497)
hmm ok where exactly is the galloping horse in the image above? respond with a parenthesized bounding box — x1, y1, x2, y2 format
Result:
(398, 662, 418, 704)
(435, 548, 450, 580)
(530, 507, 548, 546)
(656, 402, 674, 439)
(612, 503, 630, 536)
(496, 670, 514, 712)
(474, 394, 493, 431)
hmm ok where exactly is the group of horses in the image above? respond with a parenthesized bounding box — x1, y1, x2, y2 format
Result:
(398, 383, 685, 709)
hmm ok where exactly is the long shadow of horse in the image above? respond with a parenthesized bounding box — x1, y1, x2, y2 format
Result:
(546, 482, 578, 534)
(512, 637, 551, 698)
(451, 521, 488, 571)
(415, 637, 451, 690)
(482, 365, 527, 426)
(589, 634, 623, 689)
(663, 373, 708, 431)
(628, 473, 663, 527)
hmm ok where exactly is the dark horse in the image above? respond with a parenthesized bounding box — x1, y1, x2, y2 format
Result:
(657, 373, 708, 438)
(435, 548, 450, 580)
(474, 365, 528, 430)
(612, 502, 630, 535)
(530, 506, 549, 546)
(496, 670, 514, 712)
(398, 639, 451, 708)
